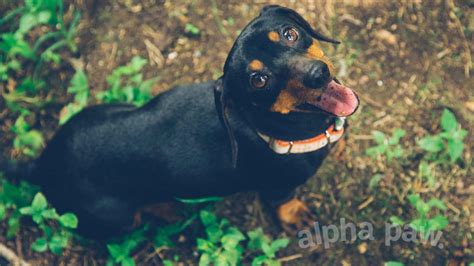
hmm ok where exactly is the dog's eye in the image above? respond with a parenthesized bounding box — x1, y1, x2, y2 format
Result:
(283, 27, 298, 42)
(250, 73, 269, 89)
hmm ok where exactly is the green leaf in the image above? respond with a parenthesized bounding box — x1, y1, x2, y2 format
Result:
(200, 210, 217, 227)
(451, 129, 468, 141)
(391, 146, 404, 158)
(0, 204, 6, 220)
(175, 196, 223, 204)
(107, 244, 124, 260)
(121, 257, 136, 266)
(365, 145, 386, 158)
(247, 228, 266, 250)
(163, 260, 174, 266)
(371, 131, 386, 144)
(221, 227, 245, 250)
(440, 109, 457, 132)
(31, 192, 48, 211)
(199, 253, 211, 266)
(385, 262, 404, 266)
(270, 238, 289, 252)
(428, 215, 449, 230)
(418, 161, 430, 177)
(11, 115, 30, 134)
(408, 194, 430, 214)
(389, 128, 406, 144)
(197, 238, 215, 253)
(214, 253, 229, 266)
(447, 139, 464, 162)
(368, 174, 384, 189)
(41, 208, 59, 220)
(129, 56, 147, 72)
(206, 224, 223, 243)
(68, 70, 89, 93)
(185, 23, 200, 35)
(427, 199, 446, 211)
(154, 216, 195, 247)
(265, 259, 281, 266)
(59, 103, 84, 125)
(19, 206, 33, 215)
(389, 216, 404, 226)
(407, 194, 421, 206)
(42, 50, 61, 64)
(49, 234, 68, 255)
(252, 255, 269, 266)
(18, 11, 52, 35)
(7, 215, 21, 238)
(31, 237, 48, 253)
(32, 212, 44, 224)
(220, 249, 241, 265)
(409, 219, 427, 234)
(59, 213, 79, 228)
(418, 136, 444, 153)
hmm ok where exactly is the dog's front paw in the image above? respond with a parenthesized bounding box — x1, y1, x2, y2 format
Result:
(277, 198, 317, 232)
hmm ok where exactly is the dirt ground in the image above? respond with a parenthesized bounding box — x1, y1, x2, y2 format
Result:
(0, 0, 473, 265)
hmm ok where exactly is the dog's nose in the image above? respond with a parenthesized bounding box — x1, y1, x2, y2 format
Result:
(303, 60, 331, 88)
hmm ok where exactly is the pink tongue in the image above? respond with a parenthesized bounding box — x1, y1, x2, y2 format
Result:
(314, 81, 359, 117)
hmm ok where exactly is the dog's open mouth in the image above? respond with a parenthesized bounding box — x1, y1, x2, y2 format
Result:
(297, 79, 359, 117)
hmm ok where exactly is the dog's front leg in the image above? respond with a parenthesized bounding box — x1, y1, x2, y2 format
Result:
(260, 189, 317, 231)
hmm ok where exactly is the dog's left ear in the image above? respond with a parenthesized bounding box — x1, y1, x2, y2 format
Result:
(214, 78, 238, 168)
(260, 5, 341, 44)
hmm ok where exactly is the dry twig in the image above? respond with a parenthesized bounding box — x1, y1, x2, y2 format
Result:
(0, 243, 30, 266)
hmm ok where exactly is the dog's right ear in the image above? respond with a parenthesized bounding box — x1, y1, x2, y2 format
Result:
(214, 78, 238, 168)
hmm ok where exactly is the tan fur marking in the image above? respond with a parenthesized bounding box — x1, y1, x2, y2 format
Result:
(268, 31, 280, 42)
(249, 59, 264, 71)
(270, 79, 323, 114)
(307, 40, 335, 76)
(307, 41, 324, 58)
(277, 198, 310, 224)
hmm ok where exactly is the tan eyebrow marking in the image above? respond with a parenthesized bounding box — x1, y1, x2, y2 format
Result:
(307, 40, 335, 76)
(249, 59, 264, 71)
(268, 31, 280, 42)
(307, 40, 324, 58)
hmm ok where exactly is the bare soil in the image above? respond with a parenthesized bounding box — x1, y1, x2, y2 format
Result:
(0, 0, 472, 265)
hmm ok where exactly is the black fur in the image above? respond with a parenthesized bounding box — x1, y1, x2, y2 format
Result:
(1, 5, 353, 239)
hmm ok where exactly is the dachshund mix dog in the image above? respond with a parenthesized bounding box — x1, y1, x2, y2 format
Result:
(2, 5, 359, 239)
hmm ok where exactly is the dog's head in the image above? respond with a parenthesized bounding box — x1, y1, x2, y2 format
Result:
(215, 5, 359, 166)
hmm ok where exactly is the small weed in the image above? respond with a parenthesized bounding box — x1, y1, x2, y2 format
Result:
(11, 113, 44, 157)
(97, 56, 158, 106)
(197, 210, 246, 266)
(418, 109, 467, 164)
(390, 194, 448, 240)
(20, 192, 78, 254)
(163, 255, 181, 266)
(59, 69, 90, 125)
(418, 161, 436, 188)
(0, 178, 39, 238)
(106, 226, 148, 266)
(247, 228, 289, 266)
(1, 0, 79, 83)
(185, 23, 200, 35)
(366, 128, 406, 161)
(154, 215, 196, 247)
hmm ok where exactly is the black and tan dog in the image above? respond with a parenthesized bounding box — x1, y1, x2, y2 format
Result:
(1, 5, 359, 239)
